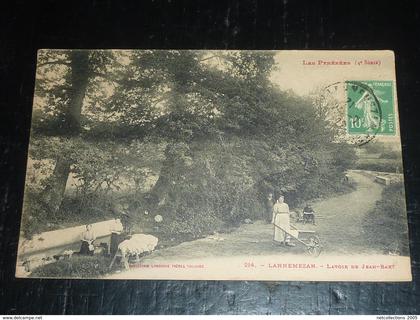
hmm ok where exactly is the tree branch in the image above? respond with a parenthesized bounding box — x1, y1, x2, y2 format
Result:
(198, 54, 223, 62)
(38, 60, 71, 67)
(91, 71, 126, 88)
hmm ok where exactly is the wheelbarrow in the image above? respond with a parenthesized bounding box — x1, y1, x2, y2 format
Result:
(273, 222, 323, 256)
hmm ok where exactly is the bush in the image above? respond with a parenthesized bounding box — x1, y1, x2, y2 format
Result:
(60, 192, 115, 222)
(21, 191, 117, 238)
(380, 150, 401, 159)
(355, 159, 402, 173)
(20, 190, 50, 238)
(362, 182, 409, 255)
(30, 255, 118, 278)
(159, 207, 225, 241)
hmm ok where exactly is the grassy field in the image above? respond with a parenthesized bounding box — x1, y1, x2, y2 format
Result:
(30, 255, 120, 278)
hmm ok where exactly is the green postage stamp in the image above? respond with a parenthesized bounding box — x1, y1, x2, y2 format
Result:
(346, 80, 395, 135)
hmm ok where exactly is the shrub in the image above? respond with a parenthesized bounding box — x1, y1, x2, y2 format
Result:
(355, 158, 402, 173)
(21, 191, 117, 238)
(380, 150, 401, 159)
(159, 206, 225, 241)
(362, 182, 409, 255)
(30, 255, 118, 278)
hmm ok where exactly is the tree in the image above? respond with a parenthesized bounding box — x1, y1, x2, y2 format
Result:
(29, 50, 126, 217)
(25, 50, 356, 239)
(33, 50, 91, 216)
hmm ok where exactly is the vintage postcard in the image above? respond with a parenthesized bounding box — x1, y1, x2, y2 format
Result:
(16, 50, 411, 281)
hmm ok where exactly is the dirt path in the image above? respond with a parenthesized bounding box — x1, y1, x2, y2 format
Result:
(312, 170, 383, 254)
(107, 171, 383, 278)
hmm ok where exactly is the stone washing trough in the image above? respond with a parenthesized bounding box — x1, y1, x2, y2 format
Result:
(16, 219, 123, 276)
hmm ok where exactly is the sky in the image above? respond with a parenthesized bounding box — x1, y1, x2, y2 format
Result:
(269, 50, 401, 144)
(270, 50, 396, 96)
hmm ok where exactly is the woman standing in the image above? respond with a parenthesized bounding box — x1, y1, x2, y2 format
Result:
(265, 193, 274, 223)
(273, 195, 295, 246)
(109, 218, 123, 257)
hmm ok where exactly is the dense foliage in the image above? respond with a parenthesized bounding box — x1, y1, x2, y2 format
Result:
(362, 182, 409, 255)
(23, 50, 356, 239)
(354, 140, 403, 173)
(354, 159, 402, 173)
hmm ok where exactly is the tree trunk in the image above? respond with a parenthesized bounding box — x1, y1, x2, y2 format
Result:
(147, 144, 173, 210)
(41, 156, 72, 216)
(147, 140, 191, 211)
(64, 51, 91, 133)
(147, 77, 185, 210)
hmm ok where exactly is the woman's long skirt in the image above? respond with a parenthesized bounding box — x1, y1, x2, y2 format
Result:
(80, 240, 94, 256)
(110, 232, 123, 257)
(274, 213, 290, 242)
